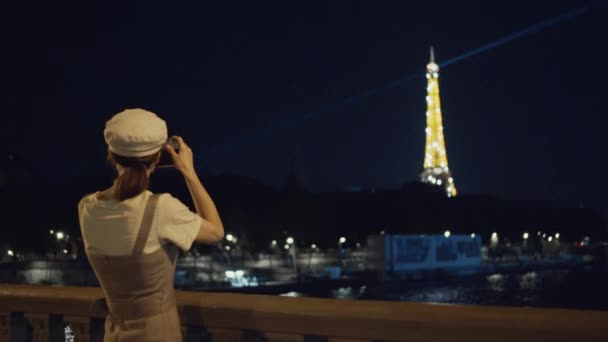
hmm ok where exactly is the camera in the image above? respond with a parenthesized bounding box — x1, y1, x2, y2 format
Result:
(158, 138, 179, 167)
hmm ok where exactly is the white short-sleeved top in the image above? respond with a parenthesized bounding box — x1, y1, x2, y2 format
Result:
(78, 190, 201, 256)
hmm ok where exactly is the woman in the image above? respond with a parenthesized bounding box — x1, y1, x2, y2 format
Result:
(78, 108, 224, 341)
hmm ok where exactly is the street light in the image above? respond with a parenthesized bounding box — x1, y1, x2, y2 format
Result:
(311, 244, 317, 249)
(339, 236, 346, 244)
(470, 233, 476, 238)
(523, 232, 529, 240)
(7, 250, 14, 257)
(444, 230, 451, 238)
(490, 232, 499, 247)
(284, 237, 299, 279)
(56, 232, 64, 240)
(49, 230, 54, 235)
(555, 233, 560, 239)
(271, 240, 277, 246)
(226, 234, 234, 242)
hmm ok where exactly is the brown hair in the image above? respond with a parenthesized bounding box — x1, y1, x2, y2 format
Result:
(107, 150, 161, 201)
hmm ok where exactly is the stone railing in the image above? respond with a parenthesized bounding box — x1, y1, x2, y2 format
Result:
(1, 284, 607, 341)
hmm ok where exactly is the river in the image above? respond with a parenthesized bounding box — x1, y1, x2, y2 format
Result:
(275, 266, 608, 311)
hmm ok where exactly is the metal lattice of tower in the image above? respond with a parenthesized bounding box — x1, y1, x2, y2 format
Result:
(420, 47, 458, 197)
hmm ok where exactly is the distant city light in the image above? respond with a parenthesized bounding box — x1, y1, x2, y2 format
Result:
(235, 270, 244, 278)
(491, 232, 499, 245)
(283, 244, 290, 250)
(56, 232, 64, 240)
(444, 230, 451, 238)
(226, 234, 234, 242)
(49, 230, 54, 235)
(555, 233, 560, 239)
(271, 240, 277, 246)
(523, 232, 529, 240)
(225, 270, 236, 279)
(548, 236, 553, 242)
(380, 230, 385, 235)
(542, 233, 547, 238)
(339, 237, 346, 244)
(225, 245, 230, 251)
(62, 249, 68, 254)
(311, 244, 317, 249)
(7, 250, 14, 256)
(356, 242, 361, 248)
(537, 231, 541, 236)
(286, 237, 294, 245)
(470, 233, 476, 238)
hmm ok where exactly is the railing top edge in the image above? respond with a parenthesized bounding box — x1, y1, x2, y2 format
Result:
(1, 284, 608, 326)
(0, 283, 103, 299)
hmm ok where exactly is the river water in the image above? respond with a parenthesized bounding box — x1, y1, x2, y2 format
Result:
(278, 267, 608, 311)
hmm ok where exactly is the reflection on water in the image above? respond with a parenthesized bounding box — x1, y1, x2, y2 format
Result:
(330, 286, 368, 299)
(487, 273, 506, 292)
(331, 287, 354, 299)
(403, 286, 466, 304)
(381, 270, 584, 308)
(281, 268, 608, 310)
(519, 272, 539, 290)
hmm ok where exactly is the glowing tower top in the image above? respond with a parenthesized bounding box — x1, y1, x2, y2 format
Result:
(421, 47, 457, 197)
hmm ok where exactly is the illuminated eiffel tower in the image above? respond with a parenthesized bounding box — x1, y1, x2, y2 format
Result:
(420, 47, 457, 197)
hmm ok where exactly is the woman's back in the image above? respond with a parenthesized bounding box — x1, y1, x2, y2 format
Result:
(83, 194, 183, 341)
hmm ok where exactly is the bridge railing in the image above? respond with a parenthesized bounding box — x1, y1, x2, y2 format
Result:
(1, 283, 607, 341)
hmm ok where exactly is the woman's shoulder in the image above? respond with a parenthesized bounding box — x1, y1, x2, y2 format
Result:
(77, 192, 102, 216)
(78, 192, 98, 206)
(153, 192, 195, 214)
(153, 192, 182, 206)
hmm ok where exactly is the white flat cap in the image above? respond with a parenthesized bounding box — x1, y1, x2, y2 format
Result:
(104, 108, 168, 157)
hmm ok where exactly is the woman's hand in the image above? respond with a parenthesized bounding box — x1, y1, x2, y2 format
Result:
(165, 136, 197, 179)
(167, 136, 224, 243)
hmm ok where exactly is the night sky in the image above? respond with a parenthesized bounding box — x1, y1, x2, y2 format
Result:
(2, 1, 607, 212)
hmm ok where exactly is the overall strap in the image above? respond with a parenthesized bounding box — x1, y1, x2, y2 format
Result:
(131, 194, 160, 256)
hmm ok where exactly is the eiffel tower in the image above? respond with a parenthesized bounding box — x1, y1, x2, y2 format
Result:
(420, 47, 457, 197)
